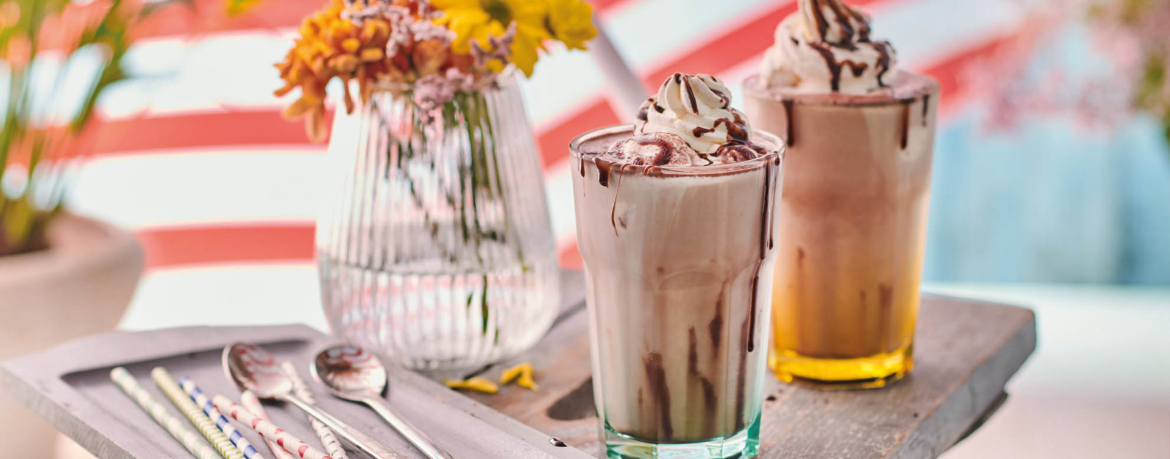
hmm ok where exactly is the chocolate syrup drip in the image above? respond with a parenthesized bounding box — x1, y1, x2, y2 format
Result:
(808, 43, 842, 91)
(653, 102, 665, 113)
(874, 41, 893, 87)
(782, 99, 796, 147)
(642, 353, 673, 441)
(712, 88, 731, 109)
(804, 0, 894, 92)
(723, 116, 750, 141)
(709, 299, 724, 350)
(609, 164, 625, 235)
(899, 99, 912, 150)
(683, 77, 700, 114)
(550, 438, 567, 447)
(694, 117, 751, 143)
(685, 328, 719, 425)
(595, 158, 613, 187)
(734, 315, 749, 431)
(747, 276, 759, 353)
(847, 61, 869, 77)
(810, 0, 867, 46)
(849, 6, 872, 40)
(810, 42, 886, 92)
(578, 157, 585, 177)
(922, 94, 931, 126)
(636, 105, 649, 123)
(748, 162, 776, 353)
(809, 0, 833, 44)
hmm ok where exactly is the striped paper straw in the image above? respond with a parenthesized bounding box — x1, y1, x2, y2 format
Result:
(152, 367, 244, 459)
(240, 391, 296, 459)
(179, 376, 266, 459)
(281, 362, 348, 459)
(109, 367, 221, 459)
(213, 395, 332, 459)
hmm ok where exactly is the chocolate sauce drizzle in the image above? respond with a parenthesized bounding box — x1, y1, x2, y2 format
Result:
(899, 99, 912, 150)
(922, 93, 931, 126)
(804, 0, 892, 92)
(745, 160, 778, 354)
(782, 99, 796, 147)
(678, 73, 701, 113)
(642, 352, 673, 441)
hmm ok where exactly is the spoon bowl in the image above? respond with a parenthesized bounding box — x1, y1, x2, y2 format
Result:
(222, 343, 294, 398)
(312, 345, 387, 400)
(313, 345, 453, 459)
(222, 342, 402, 459)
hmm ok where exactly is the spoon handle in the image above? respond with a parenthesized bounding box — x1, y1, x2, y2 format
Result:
(280, 394, 405, 459)
(363, 397, 454, 459)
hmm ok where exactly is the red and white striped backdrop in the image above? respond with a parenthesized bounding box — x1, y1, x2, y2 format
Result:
(70, 0, 1037, 315)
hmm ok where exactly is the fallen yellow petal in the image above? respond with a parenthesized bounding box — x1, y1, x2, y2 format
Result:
(517, 373, 539, 391)
(500, 362, 538, 391)
(444, 377, 498, 394)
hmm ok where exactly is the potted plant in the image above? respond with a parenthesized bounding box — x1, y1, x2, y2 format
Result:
(0, 0, 158, 455)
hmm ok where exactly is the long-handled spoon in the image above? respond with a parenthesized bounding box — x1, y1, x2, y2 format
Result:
(312, 345, 453, 459)
(222, 343, 403, 459)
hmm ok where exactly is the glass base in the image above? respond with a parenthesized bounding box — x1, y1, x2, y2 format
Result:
(602, 412, 761, 459)
(769, 344, 913, 390)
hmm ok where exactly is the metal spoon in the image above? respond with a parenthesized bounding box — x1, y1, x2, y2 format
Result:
(222, 343, 403, 459)
(312, 345, 453, 459)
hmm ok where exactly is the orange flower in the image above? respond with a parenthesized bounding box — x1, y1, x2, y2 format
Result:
(274, 0, 395, 141)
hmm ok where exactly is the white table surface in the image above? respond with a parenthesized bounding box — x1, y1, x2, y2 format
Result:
(99, 264, 1170, 459)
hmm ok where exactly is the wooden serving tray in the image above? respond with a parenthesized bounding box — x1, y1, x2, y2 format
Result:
(469, 272, 1039, 458)
(0, 324, 593, 459)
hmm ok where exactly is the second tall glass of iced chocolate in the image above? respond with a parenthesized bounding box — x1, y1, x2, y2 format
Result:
(571, 74, 783, 458)
(743, 0, 939, 388)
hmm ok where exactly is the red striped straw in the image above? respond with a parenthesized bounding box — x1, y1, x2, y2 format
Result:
(240, 391, 296, 459)
(212, 395, 332, 459)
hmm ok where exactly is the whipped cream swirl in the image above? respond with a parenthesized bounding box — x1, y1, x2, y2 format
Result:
(634, 73, 752, 154)
(760, 0, 896, 94)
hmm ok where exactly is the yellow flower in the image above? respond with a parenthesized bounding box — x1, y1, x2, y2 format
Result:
(546, 0, 596, 50)
(432, 0, 549, 76)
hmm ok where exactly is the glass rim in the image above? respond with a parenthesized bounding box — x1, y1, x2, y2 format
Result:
(741, 72, 939, 107)
(569, 124, 785, 176)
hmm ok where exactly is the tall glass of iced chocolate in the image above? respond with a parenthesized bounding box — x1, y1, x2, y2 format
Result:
(742, 0, 938, 389)
(570, 73, 783, 458)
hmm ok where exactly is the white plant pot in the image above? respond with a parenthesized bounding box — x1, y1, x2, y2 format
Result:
(0, 213, 144, 457)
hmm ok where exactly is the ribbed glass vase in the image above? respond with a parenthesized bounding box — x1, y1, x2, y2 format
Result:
(317, 75, 561, 371)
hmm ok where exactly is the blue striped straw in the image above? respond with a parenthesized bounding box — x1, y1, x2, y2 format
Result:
(179, 376, 266, 459)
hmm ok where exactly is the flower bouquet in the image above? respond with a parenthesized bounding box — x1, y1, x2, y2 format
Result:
(275, 0, 597, 370)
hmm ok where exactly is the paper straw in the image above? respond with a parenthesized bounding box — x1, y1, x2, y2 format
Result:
(281, 362, 348, 459)
(179, 376, 266, 459)
(109, 367, 221, 459)
(213, 395, 332, 459)
(588, 14, 649, 121)
(152, 367, 243, 459)
(240, 391, 296, 459)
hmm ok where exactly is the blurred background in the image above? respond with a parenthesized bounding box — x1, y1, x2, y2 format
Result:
(2, 0, 1168, 457)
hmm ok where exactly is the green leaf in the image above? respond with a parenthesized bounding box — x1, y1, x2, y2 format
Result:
(480, 274, 490, 334)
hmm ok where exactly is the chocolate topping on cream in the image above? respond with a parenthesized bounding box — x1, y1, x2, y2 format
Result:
(760, 0, 897, 94)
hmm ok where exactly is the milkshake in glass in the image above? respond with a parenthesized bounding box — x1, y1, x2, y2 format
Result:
(570, 74, 783, 458)
(742, 0, 939, 388)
